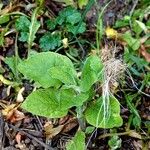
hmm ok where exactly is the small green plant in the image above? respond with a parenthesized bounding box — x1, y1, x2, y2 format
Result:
(40, 6, 86, 51)
(15, 7, 86, 52)
(17, 51, 122, 129)
(15, 8, 40, 53)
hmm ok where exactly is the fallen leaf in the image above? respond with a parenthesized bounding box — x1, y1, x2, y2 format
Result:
(15, 132, 22, 144)
(129, 130, 142, 139)
(133, 140, 142, 150)
(44, 122, 64, 139)
(2, 104, 16, 119)
(16, 87, 25, 102)
(15, 143, 27, 150)
(62, 117, 78, 133)
(59, 115, 69, 125)
(2, 103, 25, 123)
(140, 45, 150, 62)
(10, 110, 25, 123)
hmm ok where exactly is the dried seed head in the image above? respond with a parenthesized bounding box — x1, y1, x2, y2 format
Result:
(100, 45, 126, 92)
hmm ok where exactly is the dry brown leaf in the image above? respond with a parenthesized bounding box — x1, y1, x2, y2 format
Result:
(2, 103, 25, 122)
(10, 110, 25, 123)
(44, 122, 64, 139)
(2, 104, 16, 118)
(129, 130, 142, 139)
(133, 140, 142, 150)
(140, 45, 150, 62)
(59, 115, 69, 125)
(15, 142, 28, 150)
(61, 117, 78, 133)
(15, 132, 22, 144)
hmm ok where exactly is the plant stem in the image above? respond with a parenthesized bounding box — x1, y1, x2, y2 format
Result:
(14, 32, 19, 81)
(98, 130, 132, 139)
(76, 106, 86, 131)
(96, 0, 112, 54)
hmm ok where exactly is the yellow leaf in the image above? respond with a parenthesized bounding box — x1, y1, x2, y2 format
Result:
(105, 27, 118, 39)
(62, 38, 68, 48)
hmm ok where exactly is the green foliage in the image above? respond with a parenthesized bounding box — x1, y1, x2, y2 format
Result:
(15, 16, 30, 32)
(66, 22, 86, 35)
(22, 88, 88, 118)
(15, 7, 86, 52)
(0, 15, 10, 24)
(85, 126, 95, 134)
(85, 96, 123, 128)
(122, 32, 140, 51)
(15, 16, 30, 42)
(78, 0, 89, 9)
(124, 50, 148, 76)
(54, 7, 86, 34)
(125, 94, 141, 128)
(15, 9, 40, 52)
(49, 66, 77, 85)
(28, 8, 40, 50)
(80, 55, 103, 92)
(39, 7, 86, 51)
(18, 52, 76, 88)
(66, 130, 85, 150)
(5, 57, 20, 77)
(46, 19, 57, 30)
(114, 16, 130, 28)
(57, 7, 81, 25)
(108, 135, 122, 150)
(39, 32, 61, 51)
(18, 52, 122, 128)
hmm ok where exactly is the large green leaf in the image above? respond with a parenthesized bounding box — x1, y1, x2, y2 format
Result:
(18, 52, 76, 88)
(21, 88, 89, 118)
(85, 96, 123, 128)
(66, 130, 85, 150)
(80, 55, 103, 92)
(49, 66, 77, 85)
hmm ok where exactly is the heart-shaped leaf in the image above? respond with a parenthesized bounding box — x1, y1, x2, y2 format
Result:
(18, 52, 76, 88)
(85, 96, 123, 128)
(22, 88, 89, 118)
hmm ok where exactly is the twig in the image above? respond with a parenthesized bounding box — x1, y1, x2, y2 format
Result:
(9, 124, 55, 150)
(0, 111, 4, 149)
(98, 130, 132, 139)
